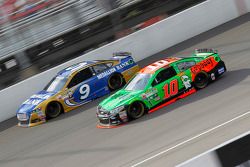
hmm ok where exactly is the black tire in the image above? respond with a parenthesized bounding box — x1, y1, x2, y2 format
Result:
(46, 102, 62, 119)
(127, 101, 145, 120)
(194, 72, 209, 89)
(108, 73, 124, 91)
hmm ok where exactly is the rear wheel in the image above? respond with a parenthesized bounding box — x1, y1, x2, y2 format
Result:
(194, 72, 209, 89)
(46, 102, 62, 119)
(108, 73, 124, 91)
(127, 102, 145, 120)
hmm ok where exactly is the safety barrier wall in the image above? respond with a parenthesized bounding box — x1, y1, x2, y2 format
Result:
(177, 131, 250, 167)
(0, 0, 249, 122)
(246, 0, 250, 11)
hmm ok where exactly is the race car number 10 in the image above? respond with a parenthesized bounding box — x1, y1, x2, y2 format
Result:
(79, 84, 90, 100)
(163, 80, 178, 99)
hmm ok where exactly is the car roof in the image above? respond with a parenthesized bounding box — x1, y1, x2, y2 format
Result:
(57, 60, 98, 77)
(139, 57, 181, 74)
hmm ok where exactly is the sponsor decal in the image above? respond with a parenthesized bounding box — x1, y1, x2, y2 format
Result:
(23, 99, 43, 106)
(97, 59, 133, 79)
(181, 75, 192, 89)
(218, 67, 225, 74)
(30, 94, 51, 99)
(97, 68, 116, 79)
(211, 73, 215, 80)
(36, 111, 46, 121)
(191, 58, 213, 74)
(142, 88, 160, 101)
(119, 110, 128, 122)
(116, 59, 134, 70)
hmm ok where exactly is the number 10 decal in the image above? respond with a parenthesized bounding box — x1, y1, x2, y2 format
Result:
(163, 80, 178, 99)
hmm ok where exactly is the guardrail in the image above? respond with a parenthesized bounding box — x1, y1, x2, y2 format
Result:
(0, 0, 249, 122)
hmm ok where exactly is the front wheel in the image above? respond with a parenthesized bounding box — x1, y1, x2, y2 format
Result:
(108, 73, 125, 91)
(194, 72, 209, 89)
(46, 102, 62, 119)
(127, 102, 145, 120)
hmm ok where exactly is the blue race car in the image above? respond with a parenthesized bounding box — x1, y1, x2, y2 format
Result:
(16, 52, 140, 127)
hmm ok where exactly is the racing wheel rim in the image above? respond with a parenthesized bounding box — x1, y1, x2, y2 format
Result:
(128, 102, 145, 119)
(194, 72, 209, 89)
(108, 74, 124, 90)
(46, 102, 61, 119)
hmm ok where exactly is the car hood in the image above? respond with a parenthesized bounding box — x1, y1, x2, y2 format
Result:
(100, 89, 143, 110)
(17, 90, 56, 115)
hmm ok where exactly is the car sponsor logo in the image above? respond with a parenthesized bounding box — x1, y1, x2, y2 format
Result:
(97, 59, 133, 79)
(211, 73, 215, 80)
(191, 58, 213, 74)
(23, 99, 43, 106)
(142, 88, 160, 101)
(30, 94, 51, 99)
(116, 59, 134, 70)
(218, 67, 225, 74)
(119, 110, 128, 122)
(181, 75, 192, 89)
(97, 68, 116, 79)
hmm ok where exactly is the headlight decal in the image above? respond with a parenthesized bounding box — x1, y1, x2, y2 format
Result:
(17, 113, 29, 121)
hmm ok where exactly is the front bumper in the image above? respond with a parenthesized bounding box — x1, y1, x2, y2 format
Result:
(17, 113, 46, 127)
(96, 108, 128, 128)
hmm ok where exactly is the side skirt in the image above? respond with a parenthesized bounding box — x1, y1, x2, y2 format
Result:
(148, 88, 197, 114)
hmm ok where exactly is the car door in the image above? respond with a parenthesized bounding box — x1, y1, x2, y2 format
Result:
(90, 63, 113, 97)
(66, 67, 94, 106)
(148, 66, 181, 107)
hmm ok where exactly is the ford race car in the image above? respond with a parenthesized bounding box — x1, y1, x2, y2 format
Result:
(16, 52, 140, 127)
(96, 49, 226, 128)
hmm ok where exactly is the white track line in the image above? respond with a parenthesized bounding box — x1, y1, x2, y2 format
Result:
(131, 111, 250, 167)
(176, 130, 250, 167)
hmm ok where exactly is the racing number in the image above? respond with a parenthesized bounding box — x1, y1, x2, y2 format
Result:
(79, 84, 90, 100)
(163, 80, 178, 99)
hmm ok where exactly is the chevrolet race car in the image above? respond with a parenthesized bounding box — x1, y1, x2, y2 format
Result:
(97, 49, 226, 128)
(16, 52, 139, 127)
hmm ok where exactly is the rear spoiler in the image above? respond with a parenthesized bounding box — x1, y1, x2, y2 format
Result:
(111, 52, 132, 60)
(194, 48, 218, 54)
(113, 52, 131, 57)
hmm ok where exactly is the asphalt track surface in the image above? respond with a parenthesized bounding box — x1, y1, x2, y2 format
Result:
(0, 14, 250, 167)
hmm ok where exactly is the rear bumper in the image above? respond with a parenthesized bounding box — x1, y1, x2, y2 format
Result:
(209, 60, 226, 80)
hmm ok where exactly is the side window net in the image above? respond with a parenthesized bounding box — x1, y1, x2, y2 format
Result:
(152, 67, 177, 86)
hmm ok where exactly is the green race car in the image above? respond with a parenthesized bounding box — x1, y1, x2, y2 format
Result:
(96, 49, 226, 128)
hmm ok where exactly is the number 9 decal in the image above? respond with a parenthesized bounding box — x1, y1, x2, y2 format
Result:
(79, 84, 90, 100)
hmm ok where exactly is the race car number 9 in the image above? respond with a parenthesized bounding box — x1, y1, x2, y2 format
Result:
(79, 84, 90, 100)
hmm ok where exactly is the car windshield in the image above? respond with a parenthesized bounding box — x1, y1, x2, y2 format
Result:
(125, 73, 151, 91)
(44, 76, 67, 92)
